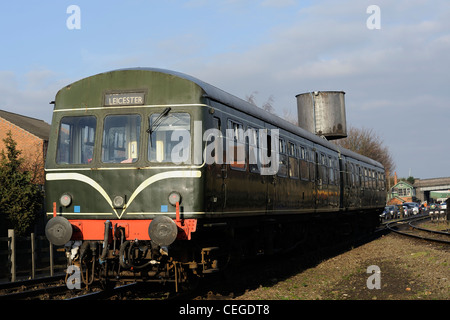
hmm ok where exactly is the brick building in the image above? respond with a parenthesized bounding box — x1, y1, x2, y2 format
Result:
(0, 110, 50, 185)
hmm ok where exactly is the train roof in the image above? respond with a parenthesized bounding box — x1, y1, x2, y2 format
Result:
(61, 67, 384, 170)
(127, 68, 383, 169)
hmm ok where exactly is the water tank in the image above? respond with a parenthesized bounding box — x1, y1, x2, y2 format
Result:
(296, 91, 347, 140)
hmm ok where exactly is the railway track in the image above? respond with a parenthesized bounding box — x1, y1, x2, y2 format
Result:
(385, 215, 450, 244)
(64, 282, 142, 300)
(0, 275, 169, 300)
(0, 275, 68, 300)
(0, 274, 123, 300)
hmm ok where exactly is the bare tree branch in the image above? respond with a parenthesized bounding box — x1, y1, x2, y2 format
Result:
(333, 126, 395, 175)
(246, 92, 277, 115)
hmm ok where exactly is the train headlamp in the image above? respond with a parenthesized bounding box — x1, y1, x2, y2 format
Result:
(168, 191, 181, 206)
(60, 193, 72, 207)
(148, 216, 178, 247)
(113, 195, 125, 209)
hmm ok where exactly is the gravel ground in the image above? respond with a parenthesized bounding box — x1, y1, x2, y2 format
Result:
(235, 233, 449, 300)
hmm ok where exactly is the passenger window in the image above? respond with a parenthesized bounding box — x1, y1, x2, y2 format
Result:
(320, 153, 328, 184)
(328, 156, 334, 184)
(213, 117, 221, 130)
(364, 168, 369, 188)
(102, 114, 141, 163)
(309, 150, 315, 181)
(277, 138, 287, 177)
(334, 157, 340, 185)
(227, 119, 246, 170)
(299, 146, 309, 180)
(288, 142, 299, 179)
(57, 116, 96, 164)
(148, 113, 191, 164)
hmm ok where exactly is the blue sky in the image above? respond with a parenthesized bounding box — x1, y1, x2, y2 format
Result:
(1, 0, 449, 179)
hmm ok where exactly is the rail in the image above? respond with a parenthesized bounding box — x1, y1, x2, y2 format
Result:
(386, 215, 450, 244)
(64, 282, 140, 301)
(0, 275, 67, 300)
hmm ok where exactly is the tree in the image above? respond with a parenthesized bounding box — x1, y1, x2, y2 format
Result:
(0, 131, 43, 236)
(246, 91, 276, 115)
(406, 176, 415, 185)
(333, 126, 395, 176)
(282, 108, 298, 126)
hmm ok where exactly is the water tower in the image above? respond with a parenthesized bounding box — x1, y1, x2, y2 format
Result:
(296, 91, 347, 140)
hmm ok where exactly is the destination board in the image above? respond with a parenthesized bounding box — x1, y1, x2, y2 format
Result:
(104, 92, 145, 106)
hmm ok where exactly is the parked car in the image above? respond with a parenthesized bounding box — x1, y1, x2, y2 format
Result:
(403, 202, 420, 215)
(381, 205, 399, 219)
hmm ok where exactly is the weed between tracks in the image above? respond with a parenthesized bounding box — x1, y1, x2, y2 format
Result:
(419, 221, 449, 232)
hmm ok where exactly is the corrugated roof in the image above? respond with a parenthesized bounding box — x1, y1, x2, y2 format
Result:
(0, 109, 50, 140)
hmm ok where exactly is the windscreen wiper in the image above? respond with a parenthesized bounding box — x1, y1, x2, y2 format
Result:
(147, 107, 171, 146)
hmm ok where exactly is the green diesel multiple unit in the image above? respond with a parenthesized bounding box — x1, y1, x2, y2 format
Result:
(45, 68, 386, 288)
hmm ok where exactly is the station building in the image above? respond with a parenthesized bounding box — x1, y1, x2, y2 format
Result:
(387, 180, 416, 205)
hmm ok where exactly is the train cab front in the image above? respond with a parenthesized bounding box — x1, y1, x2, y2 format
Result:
(43, 68, 222, 289)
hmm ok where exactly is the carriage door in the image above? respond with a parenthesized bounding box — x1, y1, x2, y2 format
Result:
(340, 158, 349, 210)
(217, 117, 227, 211)
(313, 151, 320, 208)
(205, 116, 225, 212)
(261, 125, 277, 212)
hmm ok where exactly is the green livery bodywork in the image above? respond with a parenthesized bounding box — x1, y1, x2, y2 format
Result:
(45, 67, 386, 227)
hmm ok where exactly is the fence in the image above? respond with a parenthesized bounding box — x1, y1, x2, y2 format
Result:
(0, 229, 66, 282)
